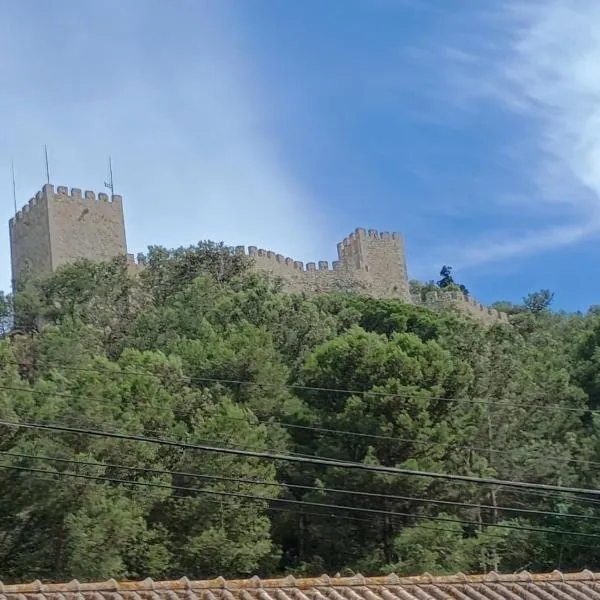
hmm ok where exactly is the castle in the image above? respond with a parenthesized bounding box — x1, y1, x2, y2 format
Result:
(9, 184, 508, 325)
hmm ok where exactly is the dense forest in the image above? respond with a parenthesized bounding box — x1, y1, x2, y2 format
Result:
(2, 243, 600, 583)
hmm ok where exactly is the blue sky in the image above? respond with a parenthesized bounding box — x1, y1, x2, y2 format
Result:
(1, 0, 599, 312)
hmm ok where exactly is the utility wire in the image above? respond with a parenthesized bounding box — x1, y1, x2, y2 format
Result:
(2, 418, 600, 497)
(1, 380, 598, 470)
(2, 386, 598, 508)
(246, 419, 600, 468)
(3, 416, 599, 508)
(2, 368, 598, 505)
(0, 464, 373, 525)
(3, 450, 599, 523)
(10, 463, 598, 549)
(1, 462, 599, 540)
(4, 409, 599, 510)
(513, 487, 600, 506)
(0, 462, 500, 538)
(7, 359, 593, 416)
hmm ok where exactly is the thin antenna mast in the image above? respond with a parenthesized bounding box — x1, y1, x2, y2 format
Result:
(104, 156, 114, 196)
(109, 156, 114, 195)
(44, 144, 50, 184)
(11, 159, 17, 215)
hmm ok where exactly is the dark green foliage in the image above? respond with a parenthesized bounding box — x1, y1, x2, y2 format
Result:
(523, 289, 555, 314)
(139, 242, 252, 305)
(437, 265, 469, 297)
(1, 243, 600, 580)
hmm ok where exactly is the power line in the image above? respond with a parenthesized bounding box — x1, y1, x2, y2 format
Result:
(2, 418, 600, 497)
(1, 462, 598, 540)
(4, 455, 600, 549)
(1, 382, 597, 507)
(9, 359, 592, 416)
(515, 487, 600, 506)
(2, 449, 598, 523)
(248, 419, 600, 468)
(0, 464, 373, 526)
(4, 401, 598, 510)
(2, 367, 597, 502)
(1, 378, 598, 470)
(3, 409, 597, 507)
(0, 464, 570, 548)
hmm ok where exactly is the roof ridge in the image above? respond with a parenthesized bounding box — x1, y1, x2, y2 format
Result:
(0, 570, 598, 592)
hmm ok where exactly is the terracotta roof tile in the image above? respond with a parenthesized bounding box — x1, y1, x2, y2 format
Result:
(2, 572, 600, 600)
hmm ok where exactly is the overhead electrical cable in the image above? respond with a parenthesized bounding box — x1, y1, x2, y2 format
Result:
(0, 380, 598, 469)
(2, 418, 600, 497)
(2, 462, 599, 540)
(2, 449, 599, 522)
(6, 360, 593, 416)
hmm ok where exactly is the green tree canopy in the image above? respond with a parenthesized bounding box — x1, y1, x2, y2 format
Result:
(0, 243, 599, 580)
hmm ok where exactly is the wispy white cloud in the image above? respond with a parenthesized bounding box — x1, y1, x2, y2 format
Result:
(0, 0, 327, 291)
(402, 1, 600, 270)
(442, 221, 596, 272)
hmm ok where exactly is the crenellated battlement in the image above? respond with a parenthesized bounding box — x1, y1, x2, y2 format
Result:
(10, 190, 47, 225)
(337, 227, 403, 250)
(10, 184, 123, 226)
(234, 245, 343, 273)
(54, 184, 122, 204)
(412, 290, 509, 324)
(8, 180, 508, 325)
(232, 228, 407, 300)
(9, 182, 127, 283)
(231, 232, 505, 324)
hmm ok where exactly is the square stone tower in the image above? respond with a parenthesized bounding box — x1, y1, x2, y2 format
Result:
(9, 183, 127, 286)
(336, 227, 410, 300)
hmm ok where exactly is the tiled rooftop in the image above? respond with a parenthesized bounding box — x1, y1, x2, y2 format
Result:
(2, 571, 600, 600)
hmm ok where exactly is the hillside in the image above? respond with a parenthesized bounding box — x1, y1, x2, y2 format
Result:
(1, 242, 600, 582)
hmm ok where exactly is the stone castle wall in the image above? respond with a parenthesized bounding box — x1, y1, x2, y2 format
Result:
(9, 191, 53, 281)
(46, 185, 127, 271)
(9, 185, 508, 325)
(412, 290, 509, 325)
(9, 184, 126, 283)
(228, 227, 410, 300)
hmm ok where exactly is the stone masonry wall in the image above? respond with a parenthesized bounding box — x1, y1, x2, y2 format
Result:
(46, 184, 127, 271)
(412, 290, 509, 325)
(9, 184, 127, 284)
(9, 185, 508, 325)
(9, 193, 53, 282)
(341, 228, 409, 300)
(234, 227, 411, 301)
(237, 248, 371, 295)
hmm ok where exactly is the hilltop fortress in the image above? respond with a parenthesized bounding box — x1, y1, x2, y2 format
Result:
(9, 184, 508, 325)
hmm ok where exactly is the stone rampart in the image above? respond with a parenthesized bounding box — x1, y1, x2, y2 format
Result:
(232, 229, 405, 298)
(255, 227, 406, 300)
(10, 184, 127, 281)
(412, 290, 509, 325)
(10, 185, 124, 225)
(8, 182, 508, 325)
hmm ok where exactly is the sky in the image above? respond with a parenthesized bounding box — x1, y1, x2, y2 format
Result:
(1, 0, 600, 312)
